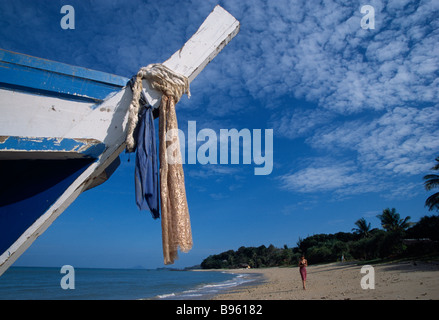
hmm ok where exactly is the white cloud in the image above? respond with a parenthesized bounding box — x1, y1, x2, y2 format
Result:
(217, 0, 439, 113)
(279, 158, 426, 200)
(308, 106, 439, 175)
(280, 163, 369, 194)
(272, 107, 336, 139)
(3, 0, 437, 113)
(278, 105, 439, 198)
(212, 0, 439, 199)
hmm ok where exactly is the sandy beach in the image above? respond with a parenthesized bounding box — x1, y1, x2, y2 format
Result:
(212, 261, 439, 300)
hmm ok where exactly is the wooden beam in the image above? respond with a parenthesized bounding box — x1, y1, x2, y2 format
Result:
(143, 5, 240, 108)
(164, 5, 240, 82)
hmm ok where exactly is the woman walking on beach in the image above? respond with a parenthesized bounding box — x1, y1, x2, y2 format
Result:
(299, 255, 308, 290)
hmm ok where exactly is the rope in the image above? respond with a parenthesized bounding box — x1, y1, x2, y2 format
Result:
(126, 64, 190, 152)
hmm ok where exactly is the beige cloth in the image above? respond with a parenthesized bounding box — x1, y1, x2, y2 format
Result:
(159, 95, 192, 264)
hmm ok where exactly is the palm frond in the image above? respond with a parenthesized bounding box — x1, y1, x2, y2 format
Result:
(425, 192, 439, 212)
(423, 174, 439, 191)
(430, 157, 439, 171)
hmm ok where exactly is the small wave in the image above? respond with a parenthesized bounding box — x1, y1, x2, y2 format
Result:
(203, 282, 234, 288)
(155, 272, 259, 300)
(182, 289, 198, 293)
(157, 293, 175, 299)
(181, 293, 203, 297)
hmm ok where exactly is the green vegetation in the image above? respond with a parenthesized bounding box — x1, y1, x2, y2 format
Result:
(201, 209, 439, 269)
(201, 244, 296, 269)
(201, 157, 439, 269)
(424, 156, 439, 212)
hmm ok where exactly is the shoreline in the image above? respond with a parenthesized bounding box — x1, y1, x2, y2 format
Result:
(147, 269, 264, 300)
(210, 261, 439, 300)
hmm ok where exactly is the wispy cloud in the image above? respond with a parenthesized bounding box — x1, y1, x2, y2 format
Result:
(2, 0, 436, 113)
(220, 0, 439, 112)
(280, 162, 371, 195)
(216, 0, 439, 199)
(308, 106, 439, 175)
(278, 105, 439, 198)
(272, 107, 336, 140)
(279, 158, 425, 200)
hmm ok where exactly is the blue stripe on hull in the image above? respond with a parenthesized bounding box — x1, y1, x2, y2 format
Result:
(0, 136, 106, 159)
(0, 158, 94, 255)
(0, 49, 129, 103)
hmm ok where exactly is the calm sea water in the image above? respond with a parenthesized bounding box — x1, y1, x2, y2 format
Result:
(0, 267, 258, 300)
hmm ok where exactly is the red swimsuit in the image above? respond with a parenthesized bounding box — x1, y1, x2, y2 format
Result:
(299, 260, 307, 281)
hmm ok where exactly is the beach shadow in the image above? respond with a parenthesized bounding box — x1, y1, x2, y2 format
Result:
(379, 261, 439, 274)
(309, 263, 360, 274)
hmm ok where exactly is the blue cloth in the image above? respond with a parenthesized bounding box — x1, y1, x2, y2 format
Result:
(134, 106, 160, 219)
(129, 77, 159, 219)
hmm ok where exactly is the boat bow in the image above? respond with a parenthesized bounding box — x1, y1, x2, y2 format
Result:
(0, 5, 240, 276)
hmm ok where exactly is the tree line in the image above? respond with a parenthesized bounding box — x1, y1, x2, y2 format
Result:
(200, 210, 439, 269)
(201, 157, 439, 269)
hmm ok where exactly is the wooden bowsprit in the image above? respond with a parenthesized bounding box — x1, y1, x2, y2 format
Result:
(142, 5, 240, 108)
(0, 5, 240, 276)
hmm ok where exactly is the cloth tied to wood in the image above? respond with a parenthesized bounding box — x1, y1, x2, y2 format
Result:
(127, 63, 192, 265)
(127, 77, 159, 219)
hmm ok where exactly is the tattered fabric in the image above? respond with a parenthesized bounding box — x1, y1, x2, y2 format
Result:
(128, 77, 159, 219)
(134, 107, 159, 219)
(159, 94, 192, 264)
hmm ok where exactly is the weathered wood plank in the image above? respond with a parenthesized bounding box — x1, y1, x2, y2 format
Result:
(144, 5, 240, 108)
(164, 5, 240, 82)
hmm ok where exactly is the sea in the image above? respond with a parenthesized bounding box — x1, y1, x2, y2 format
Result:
(0, 266, 260, 300)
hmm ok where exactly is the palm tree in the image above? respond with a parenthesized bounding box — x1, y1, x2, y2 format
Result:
(424, 156, 439, 212)
(352, 218, 371, 237)
(377, 208, 411, 232)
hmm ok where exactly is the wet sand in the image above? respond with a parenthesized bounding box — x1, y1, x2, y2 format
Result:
(211, 261, 439, 300)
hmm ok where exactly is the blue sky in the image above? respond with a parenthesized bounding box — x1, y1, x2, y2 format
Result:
(1, 0, 438, 269)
